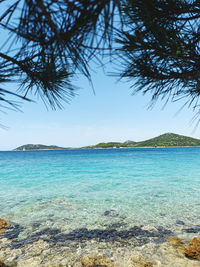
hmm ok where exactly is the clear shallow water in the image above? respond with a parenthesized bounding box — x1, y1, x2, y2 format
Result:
(0, 147, 200, 240)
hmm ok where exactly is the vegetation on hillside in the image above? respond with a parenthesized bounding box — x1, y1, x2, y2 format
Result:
(135, 133, 200, 147)
(84, 133, 200, 148)
(85, 141, 136, 149)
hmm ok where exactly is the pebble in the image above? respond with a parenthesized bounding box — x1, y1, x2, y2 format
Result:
(176, 220, 185, 225)
(184, 227, 200, 233)
(104, 210, 118, 217)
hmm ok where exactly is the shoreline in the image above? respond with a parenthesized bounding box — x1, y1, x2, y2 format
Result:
(1, 145, 200, 152)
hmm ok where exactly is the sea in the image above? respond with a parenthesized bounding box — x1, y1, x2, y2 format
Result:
(0, 147, 200, 265)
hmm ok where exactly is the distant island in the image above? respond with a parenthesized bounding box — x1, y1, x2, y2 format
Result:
(13, 133, 200, 151)
(13, 144, 67, 151)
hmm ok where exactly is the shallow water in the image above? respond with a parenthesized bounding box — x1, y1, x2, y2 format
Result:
(0, 147, 200, 242)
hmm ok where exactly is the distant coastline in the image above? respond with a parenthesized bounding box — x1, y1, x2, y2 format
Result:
(9, 146, 200, 152)
(12, 132, 200, 151)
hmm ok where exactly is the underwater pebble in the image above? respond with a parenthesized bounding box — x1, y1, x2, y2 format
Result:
(184, 227, 200, 233)
(104, 210, 118, 217)
(176, 220, 185, 225)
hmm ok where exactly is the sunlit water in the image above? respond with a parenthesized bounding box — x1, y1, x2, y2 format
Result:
(0, 147, 200, 240)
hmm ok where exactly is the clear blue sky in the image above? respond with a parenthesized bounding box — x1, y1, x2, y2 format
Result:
(0, 65, 199, 150)
(0, 1, 199, 150)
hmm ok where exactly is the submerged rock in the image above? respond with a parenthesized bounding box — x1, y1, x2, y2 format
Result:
(3, 223, 23, 240)
(185, 237, 200, 260)
(0, 260, 17, 267)
(176, 220, 185, 225)
(168, 237, 183, 246)
(81, 254, 115, 267)
(0, 219, 11, 235)
(167, 237, 186, 257)
(104, 210, 118, 217)
(154, 238, 200, 266)
(130, 255, 154, 267)
(184, 227, 200, 233)
(0, 260, 6, 267)
(0, 260, 16, 267)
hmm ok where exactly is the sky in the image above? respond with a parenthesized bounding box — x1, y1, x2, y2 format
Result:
(0, 1, 200, 150)
(0, 65, 200, 150)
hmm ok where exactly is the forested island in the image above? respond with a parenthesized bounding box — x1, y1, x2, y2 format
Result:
(13, 144, 66, 151)
(85, 133, 200, 149)
(13, 133, 200, 151)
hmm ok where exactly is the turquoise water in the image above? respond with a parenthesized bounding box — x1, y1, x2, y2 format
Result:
(0, 147, 200, 239)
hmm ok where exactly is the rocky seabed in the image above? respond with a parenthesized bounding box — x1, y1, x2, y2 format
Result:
(0, 218, 200, 267)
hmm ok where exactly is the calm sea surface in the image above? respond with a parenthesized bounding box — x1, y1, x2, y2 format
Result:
(0, 147, 200, 240)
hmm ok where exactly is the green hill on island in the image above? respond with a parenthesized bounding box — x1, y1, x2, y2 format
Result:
(84, 133, 200, 148)
(135, 133, 200, 147)
(14, 144, 66, 151)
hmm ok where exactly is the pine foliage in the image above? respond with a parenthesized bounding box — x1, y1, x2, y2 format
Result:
(0, 0, 199, 111)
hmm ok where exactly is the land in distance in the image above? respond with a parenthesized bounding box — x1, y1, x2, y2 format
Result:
(13, 133, 200, 151)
